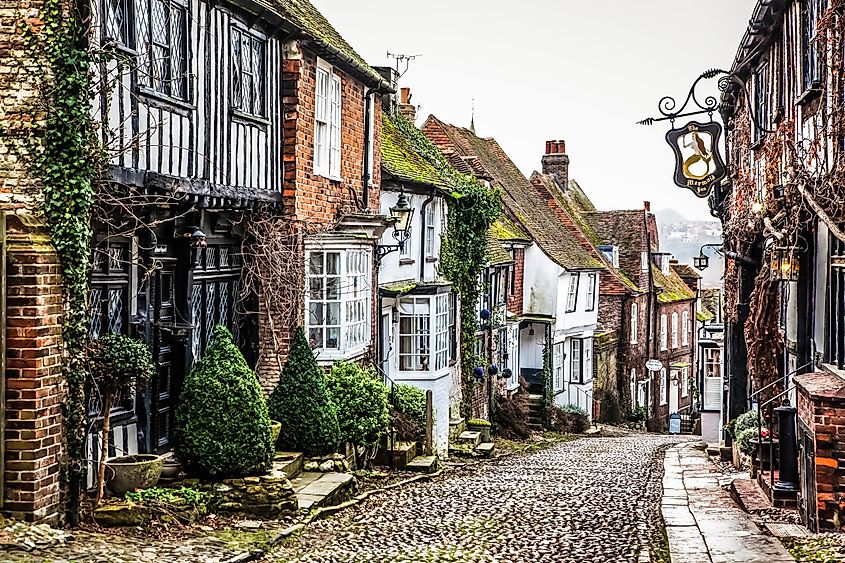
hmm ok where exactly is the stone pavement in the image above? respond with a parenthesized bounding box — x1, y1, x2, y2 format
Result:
(662, 443, 795, 563)
(270, 434, 689, 562)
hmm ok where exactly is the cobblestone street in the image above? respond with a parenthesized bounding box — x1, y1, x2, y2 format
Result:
(271, 434, 689, 562)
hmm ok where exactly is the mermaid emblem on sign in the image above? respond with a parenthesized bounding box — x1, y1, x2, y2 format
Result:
(665, 121, 726, 199)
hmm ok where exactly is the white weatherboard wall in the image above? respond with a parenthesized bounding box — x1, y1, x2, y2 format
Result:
(522, 245, 560, 317)
(378, 192, 445, 284)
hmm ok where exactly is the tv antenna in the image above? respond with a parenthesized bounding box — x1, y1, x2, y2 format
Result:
(386, 52, 422, 78)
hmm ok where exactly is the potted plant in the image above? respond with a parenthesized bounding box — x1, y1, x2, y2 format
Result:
(87, 333, 156, 504)
(467, 419, 492, 442)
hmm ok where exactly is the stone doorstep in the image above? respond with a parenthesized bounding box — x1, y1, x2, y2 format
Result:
(405, 456, 438, 474)
(457, 431, 481, 448)
(274, 452, 304, 480)
(293, 472, 355, 511)
(474, 442, 495, 458)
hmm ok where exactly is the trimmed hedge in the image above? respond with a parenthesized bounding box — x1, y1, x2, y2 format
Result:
(174, 326, 273, 478)
(268, 327, 339, 455)
(326, 361, 389, 448)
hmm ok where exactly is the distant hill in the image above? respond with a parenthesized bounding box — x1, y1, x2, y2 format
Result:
(654, 211, 723, 288)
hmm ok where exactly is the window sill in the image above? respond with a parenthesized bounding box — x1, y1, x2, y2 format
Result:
(230, 108, 270, 126)
(425, 256, 438, 263)
(102, 41, 137, 58)
(315, 173, 344, 183)
(797, 86, 822, 106)
(314, 346, 369, 364)
(398, 258, 415, 266)
(138, 86, 194, 112)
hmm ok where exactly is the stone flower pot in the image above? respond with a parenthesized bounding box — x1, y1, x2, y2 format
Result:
(160, 457, 182, 480)
(269, 420, 282, 449)
(106, 454, 163, 496)
(467, 420, 492, 443)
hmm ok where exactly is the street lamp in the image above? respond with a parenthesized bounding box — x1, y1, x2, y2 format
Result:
(375, 189, 415, 265)
(769, 246, 800, 282)
(694, 243, 722, 271)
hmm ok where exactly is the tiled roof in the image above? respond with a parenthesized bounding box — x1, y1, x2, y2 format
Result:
(269, 0, 388, 89)
(701, 288, 722, 319)
(422, 116, 602, 271)
(487, 230, 514, 266)
(582, 209, 648, 289)
(671, 263, 702, 280)
(381, 113, 448, 189)
(653, 266, 696, 303)
(491, 215, 531, 243)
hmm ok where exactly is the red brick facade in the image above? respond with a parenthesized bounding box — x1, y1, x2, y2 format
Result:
(506, 248, 524, 317)
(4, 216, 65, 523)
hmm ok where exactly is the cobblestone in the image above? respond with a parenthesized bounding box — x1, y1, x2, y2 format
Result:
(271, 434, 689, 562)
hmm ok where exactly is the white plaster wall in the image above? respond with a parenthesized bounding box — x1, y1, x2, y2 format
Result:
(378, 192, 446, 284)
(556, 272, 600, 333)
(519, 328, 546, 371)
(522, 245, 560, 316)
(391, 373, 451, 457)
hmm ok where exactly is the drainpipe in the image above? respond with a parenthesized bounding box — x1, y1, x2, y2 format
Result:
(419, 189, 436, 281)
(361, 88, 377, 211)
(645, 229, 655, 420)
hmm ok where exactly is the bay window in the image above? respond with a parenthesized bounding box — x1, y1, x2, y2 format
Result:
(314, 58, 342, 178)
(306, 248, 370, 357)
(399, 293, 451, 372)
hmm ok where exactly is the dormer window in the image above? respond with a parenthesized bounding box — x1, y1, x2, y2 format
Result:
(654, 253, 672, 275)
(599, 245, 619, 268)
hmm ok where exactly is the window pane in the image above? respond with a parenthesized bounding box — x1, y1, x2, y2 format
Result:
(326, 328, 340, 349)
(325, 277, 339, 299)
(326, 252, 340, 275)
(309, 302, 323, 325)
(326, 302, 340, 325)
(309, 278, 323, 300)
(309, 252, 324, 274)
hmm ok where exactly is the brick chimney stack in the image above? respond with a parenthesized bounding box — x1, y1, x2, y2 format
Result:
(643, 201, 651, 212)
(398, 87, 416, 123)
(542, 139, 569, 188)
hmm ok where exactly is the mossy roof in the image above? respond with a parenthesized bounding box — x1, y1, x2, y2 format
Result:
(269, 0, 387, 88)
(491, 215, 531, 242)
(423, 116, 602, 271)
(697, 309, 715, 322)
(653, 266, 696, 303)
(381, 113, 449, 189)
(487, 230, 514, 266)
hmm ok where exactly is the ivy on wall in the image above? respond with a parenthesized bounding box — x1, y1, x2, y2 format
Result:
(390, 114, 501, 420)
(22, 0, 101, 525)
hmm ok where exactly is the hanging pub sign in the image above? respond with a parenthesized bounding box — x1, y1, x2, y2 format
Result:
(665, 121, 726, 198)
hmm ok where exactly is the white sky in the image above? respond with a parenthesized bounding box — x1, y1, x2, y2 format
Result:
(311, 0, 757, 221)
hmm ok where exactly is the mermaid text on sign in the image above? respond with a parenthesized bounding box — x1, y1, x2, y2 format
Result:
(665, 121, 727, 198)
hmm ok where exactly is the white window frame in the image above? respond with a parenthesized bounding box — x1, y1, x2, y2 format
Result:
(630, 303, 638, 344)
(570, 338, 590, 384)
(314, 58, 342, 179)
(641, 251, 649, 271)
(305, 246, 371, 360)
(682, 310, 690, 346)
(565, 274, 579, 312)
(365, 92, 375, 185)
(425, 203, 436, 257)
(660, 314, 668, 351)
(671, 312, 679, 349)
(553, 342, 565, 391)
(681, 367, 690, 398)
(585, 274, 596, 312)
(659, 367, 667, 405)
(398, 293, 450, 373)
(703, 347, 722, 410)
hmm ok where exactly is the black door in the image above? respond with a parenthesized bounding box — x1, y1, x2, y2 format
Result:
(149, 258, 181, 454)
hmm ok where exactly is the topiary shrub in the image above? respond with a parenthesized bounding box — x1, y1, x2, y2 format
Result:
(174, 326, 273, 478)
(326, 361, 389, 467)
(728, 410, 763, 439)
(268, 327, 339, 455)
(736, 427, 759, 456)
(390, 383, 427, 441)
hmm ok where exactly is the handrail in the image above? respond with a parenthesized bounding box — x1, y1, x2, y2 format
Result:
(749, 361, 812, 399)
(760, 384, 796, 410)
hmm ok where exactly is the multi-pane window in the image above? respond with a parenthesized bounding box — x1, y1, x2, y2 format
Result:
(434, 294, 449, 371)
(425, 204, 436, 257)
(565, 274, 579, 312)
(102, 0, 129, 45)
(570, 338, 585, 384)
(802, 0, 824, 92)
(314, 59, 342, 178)
(448, 293, 457, 361)
(753, 64, 770, 143)
(671, 312, 679, 349)
(660, 314, 668, 351)
(399, 297, 430, 371)
(703, 347, 722, 410)
(681, 368, 690, 398)
(585, 274, 596, 311)
(89, 241, 131, 340)
(306, 249, 371, 354)
(553, 342, 565, 391)
(682, 311, 690, 346)
(190, 244, 243, 360)
(630, 303, 638, 344)
(365, 93, 375, 185)
(641, 251, 649, 271)
(136, 0, 188, 99)
(231, 28, 266, 116)
(828, 234, 845, 369)
(659, 367, 667, 405)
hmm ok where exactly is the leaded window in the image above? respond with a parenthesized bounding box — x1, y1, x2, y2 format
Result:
(102, 0, 130, 45)
(190, 244, 242, 360)
(89, 241, 131, 340)
(136, 0, 188, 99)
(753, 64, 770, 143)
(231, 27, 266, 116)
(802, 0, 825, 92)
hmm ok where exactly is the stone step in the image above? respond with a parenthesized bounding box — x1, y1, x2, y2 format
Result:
(475, 442, 495, 458)
(730, 479, 772, 514)
(273, 451, 304, 480)
(457, 431, 481, 448)
(406, 455, 439, 474)
(373, 441, 418, 469)
(291, 471, 356, 511)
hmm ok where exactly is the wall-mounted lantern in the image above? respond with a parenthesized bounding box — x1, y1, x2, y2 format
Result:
(693, 255, 709, 270)
(770, 246, 800, 282)
(376, 189, 415, 266)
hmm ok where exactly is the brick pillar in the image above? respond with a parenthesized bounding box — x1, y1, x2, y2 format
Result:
(4, 214, 65, 523)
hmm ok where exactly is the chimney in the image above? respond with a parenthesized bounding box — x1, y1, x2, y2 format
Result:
(541, 139, 569, 188)
(643, 201, 651, 212)
(398, 87, 416, 123)
(373, 66, 399, 113)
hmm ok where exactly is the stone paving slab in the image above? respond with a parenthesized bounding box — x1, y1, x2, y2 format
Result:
(663, 443, 795, 563)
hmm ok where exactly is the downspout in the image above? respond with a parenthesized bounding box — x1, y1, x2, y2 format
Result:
(419, 188, 436, 281)
(645, 224, 655, 419)
(361, 88, 377, 210)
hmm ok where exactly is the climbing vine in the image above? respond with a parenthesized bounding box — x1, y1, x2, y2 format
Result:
(21, 0, 101, 525)
(390, 113, 501, 420)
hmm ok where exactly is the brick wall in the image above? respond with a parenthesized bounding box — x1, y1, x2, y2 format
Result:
(795, 372, 845, 531)
(506, 248, 524, 317)
(4, 215, 64, 523)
